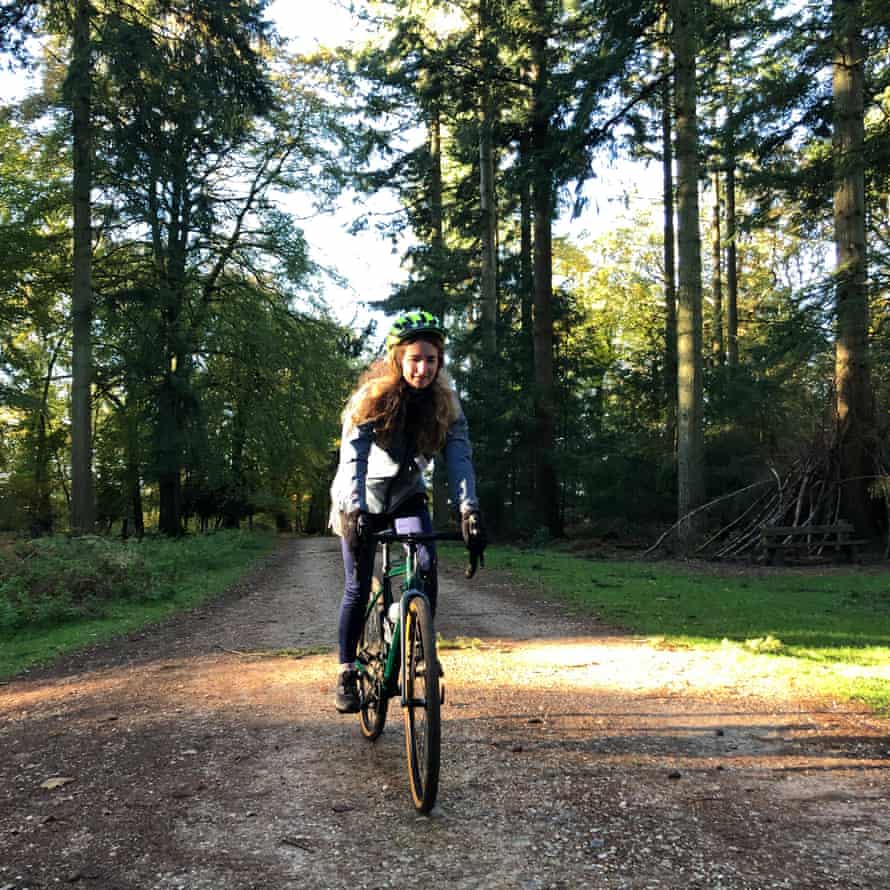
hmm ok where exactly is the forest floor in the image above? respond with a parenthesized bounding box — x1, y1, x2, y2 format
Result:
(1, 537, 889, 890)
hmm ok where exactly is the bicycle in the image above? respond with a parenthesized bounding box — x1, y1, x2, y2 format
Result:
(355, 529, 465, 814)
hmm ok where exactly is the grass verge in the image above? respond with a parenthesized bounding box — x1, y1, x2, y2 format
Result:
(0, 530, 277, 680)
(443, 545, 890, 713)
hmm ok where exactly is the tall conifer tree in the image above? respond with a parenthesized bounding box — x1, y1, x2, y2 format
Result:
(832, 0, 873, 532)
(672, 0, 705, 543)
(69, 0, 95, 534)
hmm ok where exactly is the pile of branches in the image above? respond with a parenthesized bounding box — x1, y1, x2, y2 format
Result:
(646, 442, 890, 561)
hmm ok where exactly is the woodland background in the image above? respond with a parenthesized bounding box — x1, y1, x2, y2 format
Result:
(1, 0, 888, 555)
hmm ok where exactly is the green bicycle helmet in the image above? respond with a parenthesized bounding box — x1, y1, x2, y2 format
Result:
(385, 310, 446, 352)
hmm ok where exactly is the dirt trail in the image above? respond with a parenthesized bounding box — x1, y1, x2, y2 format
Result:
(1, 537, 889, 890)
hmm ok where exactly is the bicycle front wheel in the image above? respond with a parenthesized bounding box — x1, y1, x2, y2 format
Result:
(403, 594, 440, 813)
(357, 596, 388, 740)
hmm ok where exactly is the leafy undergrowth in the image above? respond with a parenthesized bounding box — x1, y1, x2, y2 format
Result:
(0, 530, 276, 678)
(443, 546, 890, 713)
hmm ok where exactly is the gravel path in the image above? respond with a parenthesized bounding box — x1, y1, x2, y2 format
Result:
(1, 537, 889, 889)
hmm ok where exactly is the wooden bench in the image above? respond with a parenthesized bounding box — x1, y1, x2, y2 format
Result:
(760, 522, 862, 565)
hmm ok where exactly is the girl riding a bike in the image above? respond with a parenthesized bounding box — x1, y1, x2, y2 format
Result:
(329, 310, 487, 713)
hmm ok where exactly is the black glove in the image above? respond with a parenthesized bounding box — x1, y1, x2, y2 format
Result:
(461, 509, 487, 577)
(342, 508, 371, 552)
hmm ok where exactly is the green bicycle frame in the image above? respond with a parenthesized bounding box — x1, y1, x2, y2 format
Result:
(377, 539, 426, 706)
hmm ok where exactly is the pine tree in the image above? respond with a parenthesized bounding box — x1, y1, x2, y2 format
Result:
(832, 0, 873, 532)
(69, 0, 95, 534)
(672, 0, 705, 544)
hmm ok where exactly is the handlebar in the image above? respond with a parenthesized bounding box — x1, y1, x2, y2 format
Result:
(373, 530, 463, 544)
(373, 529, 483, 579)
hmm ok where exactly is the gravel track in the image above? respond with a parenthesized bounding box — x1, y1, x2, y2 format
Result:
(1, 537, 889, 889)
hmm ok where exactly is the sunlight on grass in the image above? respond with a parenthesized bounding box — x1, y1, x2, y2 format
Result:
(442, 546, 890, 713)
(743, 635, 784, 654)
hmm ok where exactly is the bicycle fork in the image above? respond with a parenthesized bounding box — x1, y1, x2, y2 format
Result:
(380, 591, 421, 706)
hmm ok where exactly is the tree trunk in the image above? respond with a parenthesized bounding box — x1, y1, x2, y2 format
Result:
(518, 129, 536, 520)
(155, 152, 193, 536)
(530, 0, 561, 537)
(127, 472, 144, 539)
(832, 0, 874, 533)
(429, 99, 445, 319)
(725, 162, 739, 368)
(156, 295, 186, 536)
(711, 169, 724, 364)
(224, 403, 247, 529)
(724, 34, 739, 369)
(660, 26, 677, 452)
(157, 367, 184, 536)
(519, 131, 534, 370)
(672, 0, 705, 546)
(428, 101, 451, 526)
(121, 466, 144, 541)
(34, 342, 62, 535)
(70, 0, 95, 535)
(478, 0, 497, 358)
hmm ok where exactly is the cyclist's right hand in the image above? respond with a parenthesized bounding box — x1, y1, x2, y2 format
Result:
(342, 508, 371, 551)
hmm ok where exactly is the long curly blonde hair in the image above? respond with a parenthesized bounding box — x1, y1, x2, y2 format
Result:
(347, 337, 459, 456)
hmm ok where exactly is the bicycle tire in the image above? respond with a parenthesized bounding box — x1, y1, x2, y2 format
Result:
(403, 594, 440, 813)
(357, 595, 388, 740)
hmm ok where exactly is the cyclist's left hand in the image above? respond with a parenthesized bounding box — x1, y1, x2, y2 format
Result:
(342, 508, 371, 552)
(461, 509, 487, 577)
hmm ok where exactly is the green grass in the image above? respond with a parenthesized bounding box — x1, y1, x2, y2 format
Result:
(0, 530, 277, 679)
(444, 545, 890, 713)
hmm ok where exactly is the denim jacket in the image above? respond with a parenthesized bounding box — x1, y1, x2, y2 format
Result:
(329, 386, 478, 534)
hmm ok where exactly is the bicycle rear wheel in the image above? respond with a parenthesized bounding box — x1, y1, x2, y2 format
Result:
(357, 595, 388, 740)
(403, 594, 440, 813)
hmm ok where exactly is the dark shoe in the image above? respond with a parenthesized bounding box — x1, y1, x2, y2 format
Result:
(335, 668, 360, 713)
